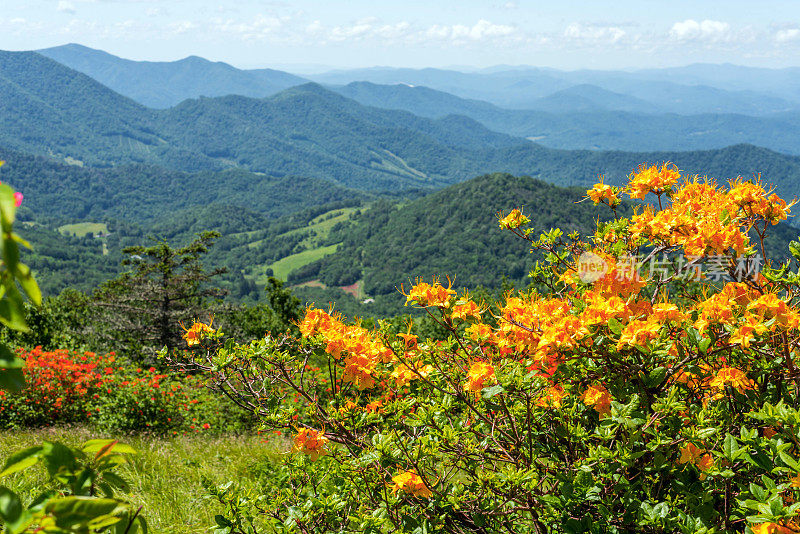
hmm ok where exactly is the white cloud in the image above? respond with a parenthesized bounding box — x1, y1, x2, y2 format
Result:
(564, 23, 626, 44)
(423, 20, 518, 44)
(57, 1, 76, 14)
(215, 14, 285, 41)
(168, 21, 198, 34)
(776, 28, 800, 42)
(669, 19, 731, 42)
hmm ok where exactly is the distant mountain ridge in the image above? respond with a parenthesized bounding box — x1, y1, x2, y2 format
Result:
(312, 65, 800, 115)
(39, 43, 309, 108)
(333, 81, 800, 157)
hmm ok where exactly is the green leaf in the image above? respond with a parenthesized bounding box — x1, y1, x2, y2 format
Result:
(0, 446, 42, 478)
(607, 319, 623, 335)
(15, 268, 41, 306)
(82, 439, 136, 456)
(481, 385, 505, 399)
(45, 497, 122, 527)
(0, 487, 23, 524)
(723, 434, 739, 461)
(647, 367, 667, 387)
(779, 450, 800, 472)
(0, 185, 17, 231)
(41, 442, 77, 478)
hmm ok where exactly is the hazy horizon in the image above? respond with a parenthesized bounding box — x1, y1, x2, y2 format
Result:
(4, 1, 800, 71)
(14, 42, 800, 77)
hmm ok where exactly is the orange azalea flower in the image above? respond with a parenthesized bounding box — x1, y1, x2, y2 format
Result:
(466, 322, 493, 342)
(403, 277, 456, 308)
(617, 319, 661, 349)
(790, 473, 800, 488)
(535, 384, 567, 409)
(651, 302, 687, 324)
(397, 325, 419, 350)
(391, 470, 433, 498)
(709, 366, 754, 394)
(181, 318, 215, 347)
(587, 179, 619, 205)
(696, 453, 714, 472)
(293, 428, 329, 460)
(678, 442, 705, 465)
(390, 362, 432, 388)
(298, 307, 334, 337)
(342, 354, 376, 390)
(464, 362, 495, 393)
(627, 163, 681, 200)
(582, 384, 612, 417)
(452, 298, 483, 321)
(498, 208, 530, 229)
(729, 313, 768, 349)
(751, 523, 797, 534)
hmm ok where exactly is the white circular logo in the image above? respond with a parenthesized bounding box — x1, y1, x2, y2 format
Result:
(577, 252, 608, 283)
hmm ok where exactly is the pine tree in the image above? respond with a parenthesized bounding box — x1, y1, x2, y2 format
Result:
(90, 231, 225, 360)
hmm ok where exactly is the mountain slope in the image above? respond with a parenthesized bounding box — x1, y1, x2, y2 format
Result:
(38, 43, 309, 108)
(0, 50, 182, 167)
(0, 147, 368, 224)
(528, 84, 661, 113)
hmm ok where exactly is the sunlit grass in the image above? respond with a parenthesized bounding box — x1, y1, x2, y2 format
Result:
(0, 426, 288, 533)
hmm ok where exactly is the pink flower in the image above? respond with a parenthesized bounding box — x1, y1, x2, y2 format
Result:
(13, 192, 22, 207)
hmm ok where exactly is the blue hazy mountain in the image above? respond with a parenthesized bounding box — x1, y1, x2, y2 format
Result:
(38, 43, 309, 108)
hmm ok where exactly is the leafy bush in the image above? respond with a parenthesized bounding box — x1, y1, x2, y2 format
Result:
(187, 164, 800, 533)
(0, 347, 251, 434)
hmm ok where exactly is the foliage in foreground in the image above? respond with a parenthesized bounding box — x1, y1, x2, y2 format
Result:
(0, 162, 146, 533)
(186, 164, 800, 533)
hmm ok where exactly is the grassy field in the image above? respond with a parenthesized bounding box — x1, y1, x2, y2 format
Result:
(0, 427, 286, 533)
(57, 222, 109, 238)
(279, 207, 358, 248)
(264, 243, 339, 282)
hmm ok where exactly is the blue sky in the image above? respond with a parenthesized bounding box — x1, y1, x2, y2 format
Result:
(3, 1, 800, 71)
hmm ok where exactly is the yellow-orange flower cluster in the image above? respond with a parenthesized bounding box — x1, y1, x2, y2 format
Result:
(390, 470, 433, 498)
(298, 307, 393, 390)
(626, 162, 681, 199)
(293, 428, 329, 460)
(452, 297, 483, 321)
(582, 384, 612, 417)
(678, 442, 713, 472)
(498, 208, 530, 229)
(605, 167, 795, 258)
(403, 277, 456, 308)
(182, 319, 216, 347)
(586, 178, 619, 205)
(750, 523, 798, 534)
(464, 361, 495, 393)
